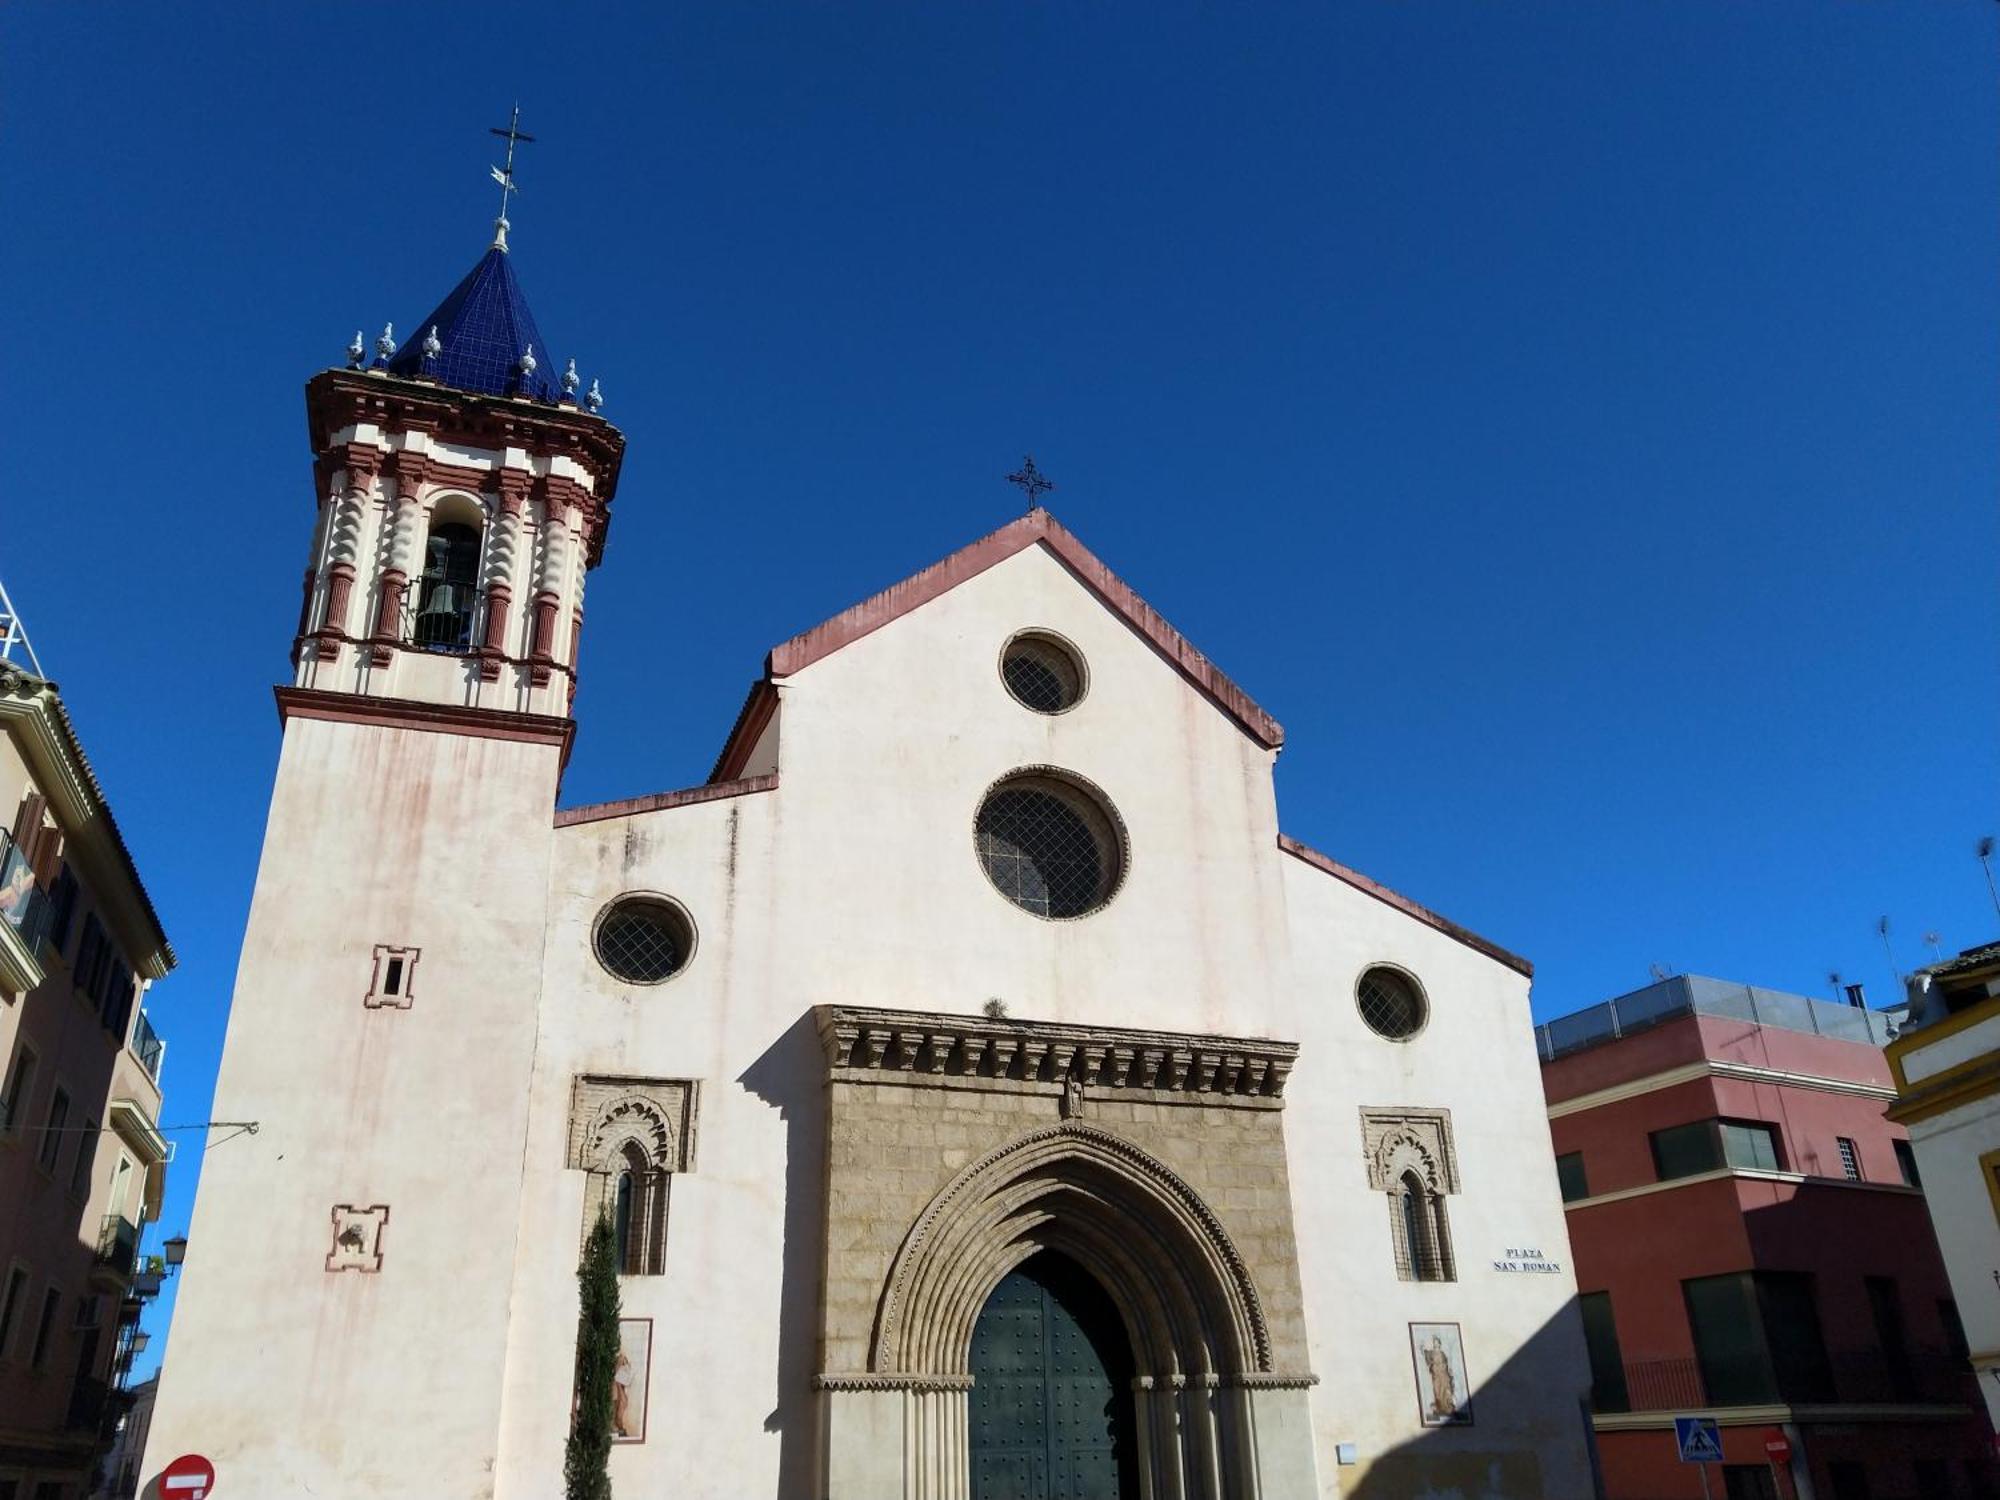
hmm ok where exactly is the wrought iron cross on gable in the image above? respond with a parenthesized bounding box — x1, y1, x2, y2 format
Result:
(1006, 455, 1054, 509)
(489, 104, 535, 248)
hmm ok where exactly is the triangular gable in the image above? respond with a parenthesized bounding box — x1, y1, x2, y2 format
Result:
(757, 507, 1283, 747)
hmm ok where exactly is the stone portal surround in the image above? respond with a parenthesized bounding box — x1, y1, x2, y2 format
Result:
(814, 1005, 1319, 1500)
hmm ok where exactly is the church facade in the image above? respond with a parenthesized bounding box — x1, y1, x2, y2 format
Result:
(142, 224, 1593, 1499)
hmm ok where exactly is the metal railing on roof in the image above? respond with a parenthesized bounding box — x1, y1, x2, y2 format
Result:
(1538, 975, 1903, 1062)
(0, 578, 44, 677)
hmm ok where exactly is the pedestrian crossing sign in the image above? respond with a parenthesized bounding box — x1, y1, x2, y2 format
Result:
(1674, 1416, 1724, 1463)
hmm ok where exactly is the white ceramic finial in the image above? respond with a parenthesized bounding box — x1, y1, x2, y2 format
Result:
(346, 331, 365, 369)
(561, 358, 580, 398)
(518, 343, 537, 379)
(586, 378, 603, 414)
(422, 325, 442, 363)
(375, 323, 397, 362)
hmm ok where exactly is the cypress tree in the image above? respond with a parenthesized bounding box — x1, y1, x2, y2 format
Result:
(565, 1210, 622, 1500)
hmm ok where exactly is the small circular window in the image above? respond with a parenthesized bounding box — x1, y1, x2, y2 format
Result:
(1356, 966, 1427, 1040)
(1000, 631, 1086, 714)
(975, 769, 1127, 919)
(594, 896, 696, 984)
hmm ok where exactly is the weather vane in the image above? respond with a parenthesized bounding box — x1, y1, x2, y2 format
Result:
(1006, 455, 1055, 509)
(489, 103, 535, 251)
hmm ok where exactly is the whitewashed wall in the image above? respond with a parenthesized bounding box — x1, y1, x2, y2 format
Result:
(1904, 1092, 2000, 1428)
(490, 541, 1588, 1498)
(142, 720, 563, 1498)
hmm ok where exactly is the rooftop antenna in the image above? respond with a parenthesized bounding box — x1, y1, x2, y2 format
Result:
(1924, 930, 1944, 962)
(1877, 915, 1902, 989)
(1980, 836, 2000, 922)
(0, 579, 45, 678)
(488, 104, 534, 252)
(1648, 963, 1671, 982)
(1826, 970, 1842, 1003)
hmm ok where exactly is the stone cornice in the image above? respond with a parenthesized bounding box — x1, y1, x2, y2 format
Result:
(815, 1005, 1298, 1105)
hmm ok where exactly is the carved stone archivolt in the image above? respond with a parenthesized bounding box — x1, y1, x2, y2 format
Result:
(1360, 1107, 1459, 1195)
(871, 1120, 1275, 1379)
(567, 1076, 699, 1175)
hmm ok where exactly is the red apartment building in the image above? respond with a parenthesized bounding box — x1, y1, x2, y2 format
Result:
(1541, 976, 1991, 1500)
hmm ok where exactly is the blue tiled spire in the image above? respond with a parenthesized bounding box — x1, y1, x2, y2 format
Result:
(385, 245, 564, 402)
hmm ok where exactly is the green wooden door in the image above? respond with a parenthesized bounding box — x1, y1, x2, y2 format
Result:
(970, 1251, 1136, 1500)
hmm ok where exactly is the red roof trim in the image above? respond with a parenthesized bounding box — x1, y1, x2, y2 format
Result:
(1277, 834, 1533, 978)
(555, 773, 778, 828)
(709, 679, 779, 785)
(763, 508, 1283, 749)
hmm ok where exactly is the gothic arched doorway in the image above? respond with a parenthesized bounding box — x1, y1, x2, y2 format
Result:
(969, 1251, 1137, 1500)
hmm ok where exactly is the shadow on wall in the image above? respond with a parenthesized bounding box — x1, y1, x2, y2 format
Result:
(739, 1009, 829, 1500)
(1343, 1301, 1603, 1500)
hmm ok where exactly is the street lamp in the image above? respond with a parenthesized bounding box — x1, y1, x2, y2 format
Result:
(162, 1235, 186, 1268)
(129, 1331, 150, 1355)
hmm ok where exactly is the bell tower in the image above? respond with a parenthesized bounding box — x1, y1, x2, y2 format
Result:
(292, 230, 623, 727)
(142, 129, 625, 1499)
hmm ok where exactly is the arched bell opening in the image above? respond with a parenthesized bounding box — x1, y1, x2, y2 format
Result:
(411, 494, 485, 652)
(969, 1249, 1139, 1500)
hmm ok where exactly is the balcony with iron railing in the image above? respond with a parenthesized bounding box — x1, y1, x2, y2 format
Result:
(93, 1213, 139, 1289)
(401, 576, 486, 655)
(130, 1008, 165, 1084)
(1592, 1346, 1970, 1414)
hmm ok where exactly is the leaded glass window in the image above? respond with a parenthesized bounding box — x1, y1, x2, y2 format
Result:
(1356, 966, 1426, 1040)
(1001, 632, 1086, 714)
(974, 771, 1126, 920)
(594, 897, 696, 984)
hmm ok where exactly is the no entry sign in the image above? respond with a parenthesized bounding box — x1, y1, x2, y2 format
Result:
(1764, 1431, 1793, 1464)
(160, 1454, 215, 1500)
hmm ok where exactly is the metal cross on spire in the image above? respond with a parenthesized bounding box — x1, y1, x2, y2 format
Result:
(1005, 455, 1055, 509)
(488, 104, 535, 251)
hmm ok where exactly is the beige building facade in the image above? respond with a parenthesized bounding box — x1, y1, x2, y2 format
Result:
(0, 650, 175, 1500)
(1888, 941, 2000, 1430)
(143, 232, 1594, 1499)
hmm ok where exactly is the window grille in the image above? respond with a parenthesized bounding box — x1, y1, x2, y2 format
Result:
(1356, 967, 1426, 1040)
(1001, 632, 1085, 714)
(594, 898, 695, 984)
(974, 771, 1126, 919)
(1836, 1137, 1861, 1180)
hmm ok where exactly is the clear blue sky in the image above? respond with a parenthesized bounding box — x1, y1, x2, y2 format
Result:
(3, 3, 1993, 1378)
